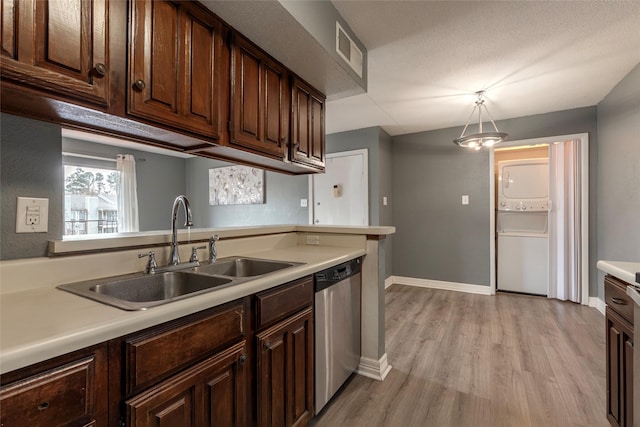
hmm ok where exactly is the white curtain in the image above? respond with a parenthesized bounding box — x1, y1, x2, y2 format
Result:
(548, 140, 581, 302)
(116, 154, 139, 233)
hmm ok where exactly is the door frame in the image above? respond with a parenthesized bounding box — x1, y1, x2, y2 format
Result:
(489, 133, 589, 305)
(308, 149, 369, 225)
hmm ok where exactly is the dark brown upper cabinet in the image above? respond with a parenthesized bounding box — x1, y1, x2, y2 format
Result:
(128, 0, 228, 140)
(290, 76, 326, 170)
(0, 0, 110, 107)
(230, 33, 289, 159)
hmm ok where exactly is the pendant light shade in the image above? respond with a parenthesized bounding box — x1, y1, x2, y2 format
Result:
(454, 91, 508, 150)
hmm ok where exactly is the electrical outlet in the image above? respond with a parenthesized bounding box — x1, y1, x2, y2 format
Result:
(16, 197, 49, 233)
(300, 199, 308, 207)
(306, 235, 320, 245)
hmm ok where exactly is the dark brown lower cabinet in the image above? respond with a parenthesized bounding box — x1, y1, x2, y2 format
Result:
(0, 276, 317, 427)
(126, 340, 247, 427)
(0, 343, 108, 427)
(256, 307, 314, 427)
(606, 307, 634, 427)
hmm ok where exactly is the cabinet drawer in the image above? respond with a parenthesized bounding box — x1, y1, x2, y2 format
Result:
(125, 299, 246, 395)
(605, 275, 634, 325)
(256, 276, 313, 329)
(0, 355, 99, 426)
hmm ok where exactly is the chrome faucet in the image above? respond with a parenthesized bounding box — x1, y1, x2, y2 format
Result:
(209, 234, 219, 262)
(170, 195, 193, 265)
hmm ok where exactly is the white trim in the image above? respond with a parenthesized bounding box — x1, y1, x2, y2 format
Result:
(589, 297, 606, 316)
(489, 148, 496, 295)
(389, 276, 492, 295)
(489, 133, 590, 305)
(384, 276, 394, 289)
(357, 354, 392, 381)
(580, 137, 590, 306)
(309, 148, 369, 226)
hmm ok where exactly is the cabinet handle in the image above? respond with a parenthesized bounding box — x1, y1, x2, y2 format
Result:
(611, 297, 627, 305)
(37, 402, 49, 411)
(94, 63, 108, 77)
(133, 79, 146, 91)
(239, 353, 247, 365)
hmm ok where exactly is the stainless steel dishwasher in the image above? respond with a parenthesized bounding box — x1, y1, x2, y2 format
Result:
(314, 257, 361, 414)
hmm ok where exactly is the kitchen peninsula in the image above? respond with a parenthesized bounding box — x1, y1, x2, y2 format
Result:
(0, 225, 393, 426)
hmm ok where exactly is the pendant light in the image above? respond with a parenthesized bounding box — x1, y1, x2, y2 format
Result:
(453, 91, 508, 150)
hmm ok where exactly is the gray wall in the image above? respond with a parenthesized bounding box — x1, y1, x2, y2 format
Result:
(62, 138, 187, 231)
(185, 157, 309, 228)
(1, 114, 64, 259)
(391, 107, 598, 290)
(597, 63, 640, 299)
(279, 0, 367, 90)
(392, 128, 492, 285)
(326, 126, 393, 277)
(1, 113, 309, 260)
(378, 129, 393, 278)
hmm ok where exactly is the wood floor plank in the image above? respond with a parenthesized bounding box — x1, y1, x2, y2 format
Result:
(310, 285, 608, 427)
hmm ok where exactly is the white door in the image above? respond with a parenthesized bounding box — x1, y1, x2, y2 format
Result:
(311, 149, 368, 226)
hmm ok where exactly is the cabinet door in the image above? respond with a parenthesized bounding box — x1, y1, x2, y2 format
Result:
(290, 77, 325, 170)
(126, 341, 247, 427)
(0, 0, 110, 106)
(128, 0, 226, 139)
(607, 308, 634, 427)
(256, 308, 313, 427)
(231, 34, 288, 158)
(623, 329, 633, 427)
(607, 311, 622, 425)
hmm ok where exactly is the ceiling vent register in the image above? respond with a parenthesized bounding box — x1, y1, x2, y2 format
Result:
(336, 22, 363, 78)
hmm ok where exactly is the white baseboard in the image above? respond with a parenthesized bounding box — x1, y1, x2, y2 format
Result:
(589, 297, 606, 316)
(387, 275, 492, 295)
(357, 354, 392, 381)
(384, 276, 394, 289)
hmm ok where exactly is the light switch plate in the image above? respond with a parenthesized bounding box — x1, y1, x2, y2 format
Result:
(16, 197, 49, 233)
(300, 199, 308, 207)
(462, 195, 469, 205)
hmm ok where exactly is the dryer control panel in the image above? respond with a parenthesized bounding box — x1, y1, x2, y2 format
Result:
(498, 199, 549, 212)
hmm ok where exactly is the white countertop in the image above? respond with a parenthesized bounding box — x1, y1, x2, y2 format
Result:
(597, 260, 640, 285)
(0, 244, 365, 374)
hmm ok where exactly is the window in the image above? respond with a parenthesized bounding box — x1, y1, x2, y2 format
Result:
(64, 165, 120, 236)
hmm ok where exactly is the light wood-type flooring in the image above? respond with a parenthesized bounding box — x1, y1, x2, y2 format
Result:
(310, 285, 608, 427)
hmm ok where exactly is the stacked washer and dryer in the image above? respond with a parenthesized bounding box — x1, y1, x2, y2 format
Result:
(497, 158, 550, 296)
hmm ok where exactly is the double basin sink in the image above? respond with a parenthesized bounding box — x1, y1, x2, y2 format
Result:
(58, 257, 303, 311)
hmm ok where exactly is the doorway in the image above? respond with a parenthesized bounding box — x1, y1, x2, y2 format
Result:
(489, 134, 589, 304)
(309, 149, 369, 226)
(495, 146, 550, 296)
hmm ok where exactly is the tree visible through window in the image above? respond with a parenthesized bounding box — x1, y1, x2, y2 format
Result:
(64, 166, 120, 236)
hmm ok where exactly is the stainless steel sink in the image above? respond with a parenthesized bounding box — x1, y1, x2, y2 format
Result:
(57, 256, 304, 311)
(58, 271, 233, 311)
(191, 257, 302, 277)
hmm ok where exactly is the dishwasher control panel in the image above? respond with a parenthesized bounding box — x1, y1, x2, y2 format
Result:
(314, 258, 361, 291)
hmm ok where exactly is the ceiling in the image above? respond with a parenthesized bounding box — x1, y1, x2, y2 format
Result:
(327, 0, 640, 136)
